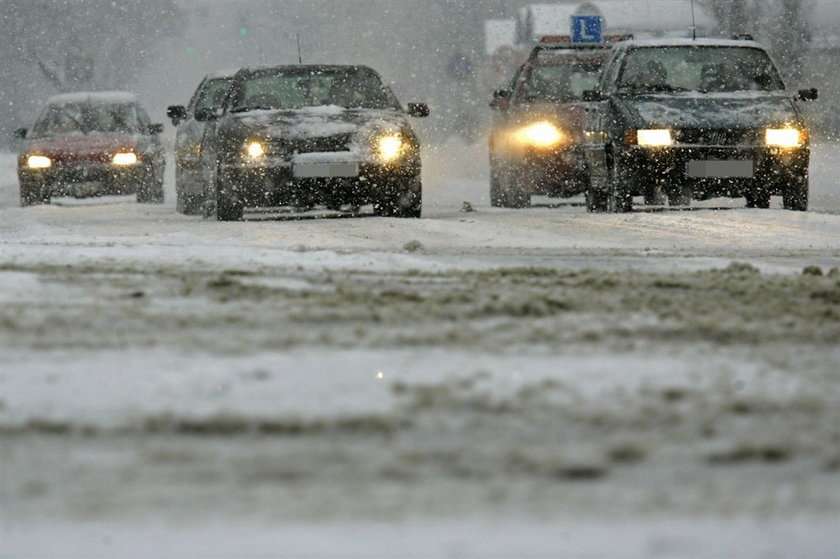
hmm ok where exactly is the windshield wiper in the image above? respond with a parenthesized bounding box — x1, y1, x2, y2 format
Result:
(230, 105, 274, 113)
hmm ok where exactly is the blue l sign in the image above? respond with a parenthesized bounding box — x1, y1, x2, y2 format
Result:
(572, 15, 602, 43)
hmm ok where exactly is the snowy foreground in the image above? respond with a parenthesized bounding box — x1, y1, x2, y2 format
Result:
(1, 141, 839, 558)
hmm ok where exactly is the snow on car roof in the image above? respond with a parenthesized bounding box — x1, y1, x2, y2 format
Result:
(47, 91, 139, 105)
(205, 69, 238, 79)
(617, 38, 765, 49)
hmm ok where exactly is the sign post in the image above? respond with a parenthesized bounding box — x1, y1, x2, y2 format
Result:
(571, 15, 602, 44)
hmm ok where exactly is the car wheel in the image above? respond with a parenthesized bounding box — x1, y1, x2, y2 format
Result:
(177, 191, 203, 215)
(667, 186, 692, 207)
(136, 164, 164, 204)
(644, 182, 667, 205)
(19, 179, 50, 206)
(374, 174, 421, 218)
(492, 164, 530, 208)
(607, 158, 632, 213)
(744, 188, 770, 209)
(782, 175, 808, 211)
(585, 189, 609, 212)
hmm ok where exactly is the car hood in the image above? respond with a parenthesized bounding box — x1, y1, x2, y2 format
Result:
(616, 92, 799, 129)
(224, 105, 409, 141)
(23, 133, 138, 157)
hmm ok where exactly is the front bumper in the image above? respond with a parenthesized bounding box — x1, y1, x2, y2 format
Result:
(614, 145, 809, 199)
(507, 147, 589, 197)
(18, 160, 147, 196)
(217, 157, 419, 208)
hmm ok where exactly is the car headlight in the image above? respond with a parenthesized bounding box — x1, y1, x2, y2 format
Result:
(27, 155, 51, 169)
(636, 129, 673, 147)
(112, 152, 138, 165)
(245, 141, 265, 158)
(377, 134, 404, 162)
(765, 127, 803, 148)
(515, 121, 564, 148)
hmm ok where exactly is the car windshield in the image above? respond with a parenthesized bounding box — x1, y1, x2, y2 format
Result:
(230, 68, 400, 112)
(32, 102, 142, 136)
(617, 46, 785, 93)
(522, 62, 602, 102)
(194, 78, 232, 112)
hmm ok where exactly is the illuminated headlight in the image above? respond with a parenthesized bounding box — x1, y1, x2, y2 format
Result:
(112, 152, 138, 165)
(245, 141, 265, 158)
(515, 121, 564, 148)
(27, 155, 51, 168)
(637, 129, 673, 147)
(765, 127, 803, 148)
(377, 134, 404, 162)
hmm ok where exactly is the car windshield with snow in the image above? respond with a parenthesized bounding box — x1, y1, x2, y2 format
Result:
(489, 37, 614, 208)
(167, 70, 235, 215)
(582, 38, 818, 212)
(15, 91, 165, 206)
(195, 64, 429, 220)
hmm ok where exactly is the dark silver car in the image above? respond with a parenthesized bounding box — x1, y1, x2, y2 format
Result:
(582, 38, 818, 212)
(167, 70, 235, 214)
(194, 64, 429, 221)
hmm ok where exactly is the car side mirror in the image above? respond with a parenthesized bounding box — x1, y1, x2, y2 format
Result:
(147, 123, 164, 135)
(14, 128, 27, 139)
(582, 90, 604, 102)
(797, 88, 818, 101)
(167, 105, 188, 125)
(407, 103, 430, 118)
(194, 107, 218, 122)
(489, 89, 511, 111)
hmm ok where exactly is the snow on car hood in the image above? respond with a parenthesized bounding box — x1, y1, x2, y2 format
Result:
(619, 92, 798, 129)
(231, 105, 408, 140)
(23, 132, 139, 157)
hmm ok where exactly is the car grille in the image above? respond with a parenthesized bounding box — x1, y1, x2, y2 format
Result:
(674, 128, 758, 146)
(265, 133, 354, 157)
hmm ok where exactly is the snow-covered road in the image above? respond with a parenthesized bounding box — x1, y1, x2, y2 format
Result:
(1, 141, 839, 558)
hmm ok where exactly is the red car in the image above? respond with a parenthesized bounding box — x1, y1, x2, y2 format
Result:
(16, 91, 165, 206)
(488, 36, 623, 207)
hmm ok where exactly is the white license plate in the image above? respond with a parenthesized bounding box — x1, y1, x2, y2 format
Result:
(686, 160, 753, 178)
(293, 162, 359, 178)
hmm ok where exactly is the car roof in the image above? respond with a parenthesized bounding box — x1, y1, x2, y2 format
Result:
(235, 64, 380, 76)
(615, 37, 766, 50)
(204, 69, 238, 80)
(530, 50, 610, 67)
(46, 91, 139, 105)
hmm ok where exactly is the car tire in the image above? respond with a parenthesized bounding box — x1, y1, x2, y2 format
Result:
(782, 175, 808, 211)
(492, 164, 530, 208)
(585, 189, 609, 212)
(744, 188, 770, 209)
(19, 179, 50, 206)
(644, 183, 667, 205)
(374, 174, 422, 218)
(136, 164, 164, 204)
(607, 158, 632, 213)
(667, 186, 692, 207)
(177, 191, 203, 215)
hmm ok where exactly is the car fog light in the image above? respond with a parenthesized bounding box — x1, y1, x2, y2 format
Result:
(637, 129, 673, 147)
(246, 141, 265, 158)
(516, 121, 564, 148)
(378, 134, 404, 162)
(765, 128, 803, 148)
(27, 155, 51, 168)
(112, 152, 138, 165)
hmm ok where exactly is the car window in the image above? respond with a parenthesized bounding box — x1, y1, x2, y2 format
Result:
(230, 68, 400, 111)
(193, 78, 232, 113)
(521, 63, 602, 102)
(617, 46, 784, 93)
(32, 102, 142, 136)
